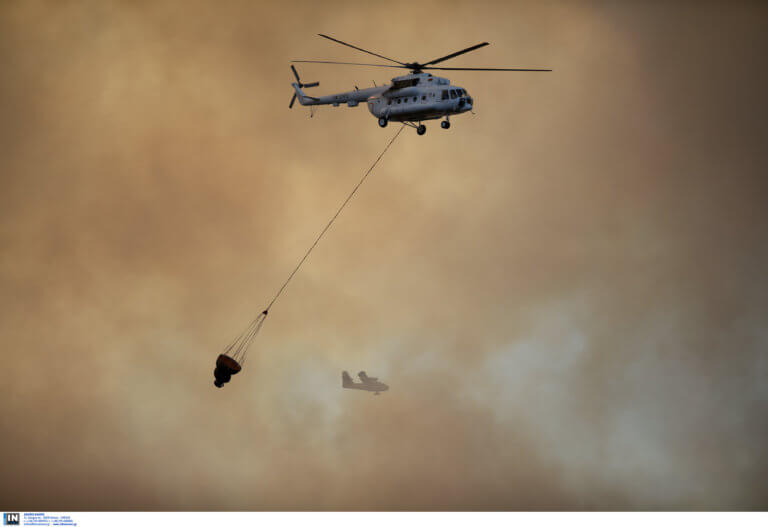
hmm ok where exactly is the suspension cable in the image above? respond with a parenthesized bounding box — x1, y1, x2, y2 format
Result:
(264, 124, 405, 313)
(222, 124, 406, 363)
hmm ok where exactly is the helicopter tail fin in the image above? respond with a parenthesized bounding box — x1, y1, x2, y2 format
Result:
(342, 371, 354, 388)
(291, 83, 308, 106)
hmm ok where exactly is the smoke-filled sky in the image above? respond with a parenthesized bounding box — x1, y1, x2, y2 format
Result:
(1, 0, 767, 511)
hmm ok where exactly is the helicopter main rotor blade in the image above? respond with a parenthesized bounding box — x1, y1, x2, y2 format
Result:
(317, 34, 407, 66)
(290, 64, 301, 83)
(289, 93, 296, 108)
(291, 60, 407, 69)
(421, 42, 489, 67)
(424, 66, 552, 71)
(302, 81, 319, 88)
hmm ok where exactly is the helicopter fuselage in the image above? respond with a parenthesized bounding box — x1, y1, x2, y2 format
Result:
(289, 33, 549, 134)
(291, 72, 473, 131)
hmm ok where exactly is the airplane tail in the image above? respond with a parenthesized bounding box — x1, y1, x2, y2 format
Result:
(342, 371, 354, 388)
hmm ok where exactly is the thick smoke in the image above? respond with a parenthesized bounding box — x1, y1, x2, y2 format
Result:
(1, 0, 766, 510)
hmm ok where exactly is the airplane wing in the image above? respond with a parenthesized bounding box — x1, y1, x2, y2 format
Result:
(358, 371, 378, 383)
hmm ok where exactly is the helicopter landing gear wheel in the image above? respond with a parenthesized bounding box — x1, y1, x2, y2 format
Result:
(441, 120, 450, 129)
(378, 118, 388, 128)
(417, 124, 426, 136)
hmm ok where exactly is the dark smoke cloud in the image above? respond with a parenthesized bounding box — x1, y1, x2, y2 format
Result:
(1, 0, 766, 510)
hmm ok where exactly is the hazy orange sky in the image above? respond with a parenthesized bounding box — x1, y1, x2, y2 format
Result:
(1, 0, 767, 510)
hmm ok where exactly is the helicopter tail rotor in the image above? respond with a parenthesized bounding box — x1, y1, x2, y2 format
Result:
(289, 65, 319, 108)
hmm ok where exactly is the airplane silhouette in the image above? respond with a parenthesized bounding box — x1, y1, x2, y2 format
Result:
(342, 371, 389, 395)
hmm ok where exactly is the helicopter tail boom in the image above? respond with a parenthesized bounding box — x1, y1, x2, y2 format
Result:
(291, 83, 319, 106)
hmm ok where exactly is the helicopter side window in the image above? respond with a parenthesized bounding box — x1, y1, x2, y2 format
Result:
(421, 95, 426, 101)
(450, 90, 458, 99)
(441, 90, 448, 100)
(413, 96, 417, 102)
(387, 99, 392, 105)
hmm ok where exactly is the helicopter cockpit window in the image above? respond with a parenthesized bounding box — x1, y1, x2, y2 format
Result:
(450, 90, 458, 99)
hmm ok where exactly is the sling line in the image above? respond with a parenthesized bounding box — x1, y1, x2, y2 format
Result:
(225, 124, 405, 364)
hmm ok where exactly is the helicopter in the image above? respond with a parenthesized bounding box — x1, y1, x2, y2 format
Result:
(289, 34, 551, 135)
